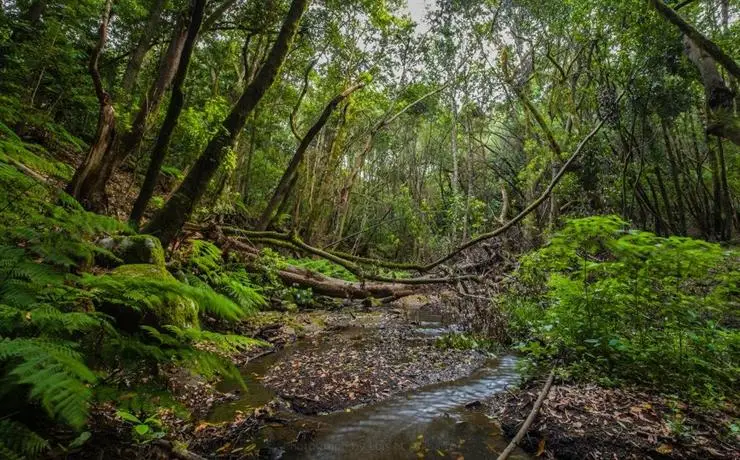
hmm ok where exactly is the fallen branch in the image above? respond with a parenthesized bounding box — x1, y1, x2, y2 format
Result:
(218, 227, 478, 285)
(496, 369, 555, 460)
(420, 103, 622, 272)
(216, 101, 616, 275)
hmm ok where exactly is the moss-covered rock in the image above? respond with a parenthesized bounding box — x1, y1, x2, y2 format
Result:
(104, 264, 199, 330)
(97, 234, 166, 267)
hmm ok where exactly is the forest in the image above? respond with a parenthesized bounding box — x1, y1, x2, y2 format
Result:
(0, 0, 738, 458)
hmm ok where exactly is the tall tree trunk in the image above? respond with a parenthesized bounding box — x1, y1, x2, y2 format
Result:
(715, 138, 733, 240)
(239, 110, 259, 204)
(682, 36, 740, 146)
(121, 0, 168, 95)
(143, 0, 311, 247)
(660, 119, 687, 234)
(66, 0, 115, 207)
(69, 4, 192, 211)
(128, 0, 207, 226)
(258, 82, 365, 230)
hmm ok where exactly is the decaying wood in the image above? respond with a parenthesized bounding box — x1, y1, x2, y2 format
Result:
(213, 226, 479, 285)
(217, 234, 423, 300)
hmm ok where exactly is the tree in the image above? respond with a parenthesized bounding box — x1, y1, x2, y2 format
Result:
(143, 0, 312, 247)
(257, 80, 366, 230)
(129, 0, 208, 226)
(66, 0, 116, 207)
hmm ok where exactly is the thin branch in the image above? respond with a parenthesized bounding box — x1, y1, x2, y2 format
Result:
(496, 369, 555, 460)
(290, 58, 317, 140)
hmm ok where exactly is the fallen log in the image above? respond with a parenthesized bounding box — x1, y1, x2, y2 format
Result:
(208, 226, 480, 285)
(214, 231, 424, 300)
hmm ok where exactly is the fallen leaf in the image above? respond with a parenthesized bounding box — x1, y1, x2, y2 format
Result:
(536, 438, 546, 456)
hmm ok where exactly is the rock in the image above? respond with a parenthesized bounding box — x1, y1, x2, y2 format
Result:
(464, 400, 482, 409)
(100, 263, 199, 330)
(258, 324, 297, 346)
(97, 234, 165, 267)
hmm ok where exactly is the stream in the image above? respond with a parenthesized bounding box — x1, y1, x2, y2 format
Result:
(209, 311, 529, 459)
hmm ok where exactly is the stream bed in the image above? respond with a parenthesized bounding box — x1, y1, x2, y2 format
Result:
(208, 310, 529, 459)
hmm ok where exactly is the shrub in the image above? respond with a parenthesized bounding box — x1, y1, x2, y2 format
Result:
(506, 216, 739, 402)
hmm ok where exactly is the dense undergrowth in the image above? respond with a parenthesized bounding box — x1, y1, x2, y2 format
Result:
(505, 216, 739, 405)
(0, 136, 266, 458)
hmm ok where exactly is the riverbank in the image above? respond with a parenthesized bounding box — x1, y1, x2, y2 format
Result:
(73, 301, 738, 460)
(486, 379, 739, 459)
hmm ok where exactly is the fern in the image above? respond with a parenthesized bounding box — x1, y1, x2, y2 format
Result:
(178, 240, 266, 312)
(0, 420, 49, 459)
(0, 338, 95, 428)
(83, 271, 250, 322)
(0, 160, 267, 458)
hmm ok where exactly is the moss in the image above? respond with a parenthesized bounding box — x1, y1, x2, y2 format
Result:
(112, 263, 170, 279)
(118, 235, 166, 267)
(109, 264, 199, 329)
(98, 235, 166, 267)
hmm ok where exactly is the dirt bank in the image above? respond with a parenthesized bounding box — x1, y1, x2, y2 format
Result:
(486, 381, 740, 459)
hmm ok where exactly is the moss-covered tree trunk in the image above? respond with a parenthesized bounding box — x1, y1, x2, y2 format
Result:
(120, 0, 168, 96)
(128, 0, 207, 226)
(258, 82, 365, 230)
(143, 0, 311, 247)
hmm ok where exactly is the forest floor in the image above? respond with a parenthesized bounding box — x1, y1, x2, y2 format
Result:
(486, 382, 739, 460)
(77, 298, 739, 459)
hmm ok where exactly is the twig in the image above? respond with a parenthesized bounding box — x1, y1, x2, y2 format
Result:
(496, 368, 555, 460)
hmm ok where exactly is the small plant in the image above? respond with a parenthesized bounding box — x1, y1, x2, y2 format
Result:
(116, 410, 166, 443)
(435, 332, 497, 352)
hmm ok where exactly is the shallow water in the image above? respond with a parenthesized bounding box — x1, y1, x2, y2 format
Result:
(288, 355, 526, 460)
(209, 313, 529, 459)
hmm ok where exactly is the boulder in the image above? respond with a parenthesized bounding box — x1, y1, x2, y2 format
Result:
(97, 234, 166, 267)
(101, 263, 199, 330)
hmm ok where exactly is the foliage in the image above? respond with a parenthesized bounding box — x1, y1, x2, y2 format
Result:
(115, 410, 166, 444)
(0, 162, 261, 458)
(507, 216, 739, 403)
(435, 332, 498, 352)
(178, 240, 266, 313)
(287, 257, 358, 281)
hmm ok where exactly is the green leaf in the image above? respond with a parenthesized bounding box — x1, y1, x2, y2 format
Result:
(68, 431, 91, 449)
(116, 410, 142, 424)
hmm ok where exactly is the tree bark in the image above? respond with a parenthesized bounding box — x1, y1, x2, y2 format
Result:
(143, 0, 311, 247)
(129, 0, 207, 226)
(66, 0, 115, 206)
(681, 34, 740, 146)
(121, 0, 168, 95)
(258, 81, 365, 230)
(69, 3, 191, 211)
(648, 0, 740, 80)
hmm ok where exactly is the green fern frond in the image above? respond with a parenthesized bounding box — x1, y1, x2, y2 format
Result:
(0, 419, 49, 459)
(83, 272, 249, 322)
(0, 338, 95, 428)
(161, 325, 266, 354)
